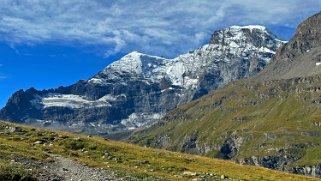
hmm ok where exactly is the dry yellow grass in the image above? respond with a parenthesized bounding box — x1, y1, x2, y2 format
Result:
(0, 120, 319, 180)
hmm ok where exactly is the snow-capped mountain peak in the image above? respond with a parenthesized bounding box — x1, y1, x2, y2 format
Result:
(1, 25, 285, 137)
(91, 25, 284, 88)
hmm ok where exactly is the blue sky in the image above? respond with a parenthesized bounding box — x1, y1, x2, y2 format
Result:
(0, 0, 321, 108)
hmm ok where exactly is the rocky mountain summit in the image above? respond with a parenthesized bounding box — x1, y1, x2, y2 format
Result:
(258, 12, 321, 80)
(0, 25, 284, 137)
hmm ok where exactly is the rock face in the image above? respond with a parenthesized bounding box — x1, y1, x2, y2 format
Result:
(0, 25, 284, 137)
(291, 165, 321, 177)
(258, 11, 321, 80)
(217, 134, 243, 160)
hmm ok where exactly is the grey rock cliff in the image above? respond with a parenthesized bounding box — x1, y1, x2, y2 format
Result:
(257, 11, 321, 80)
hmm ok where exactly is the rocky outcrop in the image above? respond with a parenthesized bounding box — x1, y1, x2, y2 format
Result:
(239, 156, 321, 178)
(257, 11, 321, 80)
(291, 165, 321, 178)
(0, 25, 284, 138)
(238, 155, 298, 171)
(217, 134, 243, 160)
(180, 131, 200, 154)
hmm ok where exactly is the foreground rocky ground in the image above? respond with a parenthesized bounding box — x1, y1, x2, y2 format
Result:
(3, 154, 231, 181)
(41, 155, 120, 181)
(1, 154, 121, 181)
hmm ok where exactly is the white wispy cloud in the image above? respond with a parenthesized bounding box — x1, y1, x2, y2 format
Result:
(0, 0, 320, 57)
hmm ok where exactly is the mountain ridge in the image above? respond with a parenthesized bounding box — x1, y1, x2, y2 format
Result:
(0, 25, 284, 137)
(257, 11, 321, 80)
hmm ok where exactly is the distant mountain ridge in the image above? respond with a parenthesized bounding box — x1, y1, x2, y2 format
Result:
(0, 25, 284, 137)
(258, 12, 321, 80)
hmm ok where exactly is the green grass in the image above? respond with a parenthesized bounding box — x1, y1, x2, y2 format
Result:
(0, 160, 37, 181)
(0, 121, 318, 180)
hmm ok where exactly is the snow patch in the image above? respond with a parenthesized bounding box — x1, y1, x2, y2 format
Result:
(259, 47, 275, 54)
(88, 78, 104, 84)
(98, 94, 126, 102)
(36, 94, 112, 109)
(120, 113, 163, 129)
(184, 77, 199, 89)
(166, 62, 186, 86)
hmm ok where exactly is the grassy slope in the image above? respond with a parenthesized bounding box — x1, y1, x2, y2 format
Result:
(0, 121, 318, 181)
(131, 75, 321, 168)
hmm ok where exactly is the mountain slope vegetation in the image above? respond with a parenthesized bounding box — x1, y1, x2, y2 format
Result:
(130, 75, 321, 177)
